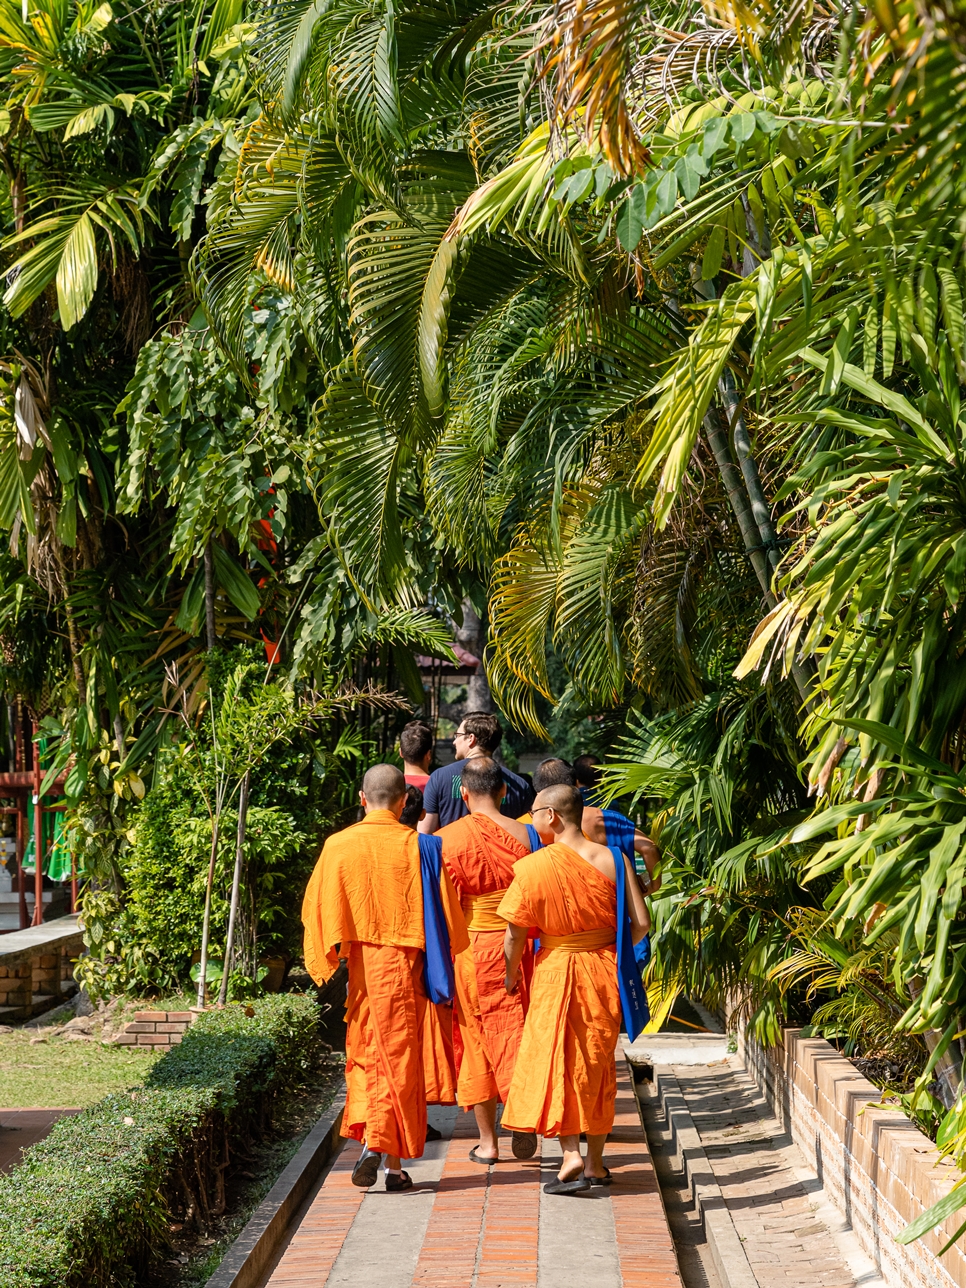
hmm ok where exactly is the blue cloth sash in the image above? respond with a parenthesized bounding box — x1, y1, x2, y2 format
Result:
(602, 810, 651, 968)
(602, 809, 636, 860)
(611, 845, 650, 1041)
(525, 823, 543, 852)
(418, 833, 456, 1005)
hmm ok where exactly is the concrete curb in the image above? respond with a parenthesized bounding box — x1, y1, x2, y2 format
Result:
(205, 1085, 347, 1288)
(622, 1053, 688, 1287)
(646, 1067, 760, 1288)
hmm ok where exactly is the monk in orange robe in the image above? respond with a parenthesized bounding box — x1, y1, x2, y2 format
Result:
(438, 757, 540, 1165)
(499, 783, 650, 1195)
(400, 784, 457, 1122)
(302, 764, 467, 1191)
(520, 757, 661, 892)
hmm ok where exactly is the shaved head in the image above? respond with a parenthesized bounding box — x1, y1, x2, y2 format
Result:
(532, 758, 576, 792)
(461, 757, 504, 801)
(533, 784, 583, 826)
(362, 763, 407, 807)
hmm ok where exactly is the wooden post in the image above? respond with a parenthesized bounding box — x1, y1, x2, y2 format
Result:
(31, 721, 42, 927)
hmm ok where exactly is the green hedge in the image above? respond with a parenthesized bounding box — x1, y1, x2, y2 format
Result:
(0, 994, 320, 1288)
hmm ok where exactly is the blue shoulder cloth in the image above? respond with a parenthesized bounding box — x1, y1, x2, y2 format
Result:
(602, 809, 636, 860)
(524, 823, 543, 852)
(417, 833, 456, 1005)
(603, 811, 651, 970)
(611, 846, 650, 1042)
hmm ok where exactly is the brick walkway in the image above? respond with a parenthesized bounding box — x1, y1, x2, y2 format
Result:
(670, 1059, 863, 1288)
(259, 1064, 682, 1288)
(0, 1108, 81, 1173)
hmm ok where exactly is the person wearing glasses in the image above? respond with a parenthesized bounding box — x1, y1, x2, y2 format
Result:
(499, 784, 650, 1195)
(418, 711, 533, 834)
(521, 758, 661, 895)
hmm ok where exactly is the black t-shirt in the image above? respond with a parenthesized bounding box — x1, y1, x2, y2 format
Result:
(423, 760, 534, 828)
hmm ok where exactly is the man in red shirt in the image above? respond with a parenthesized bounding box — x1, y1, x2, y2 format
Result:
(400, 720, 433, 789)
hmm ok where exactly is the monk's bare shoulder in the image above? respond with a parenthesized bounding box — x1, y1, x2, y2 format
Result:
(581, 805, 606, 844)
(561, 836, 617, 882)
(495, 815, 532, 847)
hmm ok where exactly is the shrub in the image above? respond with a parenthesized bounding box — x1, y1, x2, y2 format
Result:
(0, 994, 321, 1288)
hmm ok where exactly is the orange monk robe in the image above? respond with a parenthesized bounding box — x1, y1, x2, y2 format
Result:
(302, 809, 467, 1156)
(439, 814, 533, 1108)
(498, 844, 620, 1138)
(422, 998, 457, 1105)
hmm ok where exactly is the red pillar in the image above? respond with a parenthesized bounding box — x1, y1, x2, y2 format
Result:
(31, 721, 42, 927)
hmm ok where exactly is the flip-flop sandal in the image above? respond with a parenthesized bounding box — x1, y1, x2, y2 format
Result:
(468, 1146, 504, 1165)
(589, 1168, 612, 1187)
(543, 1174, 591, 1196)
(351, 1148, 382, 1188)
(510, 1131, 538, 1159)
(385, 1170, 414, 1192)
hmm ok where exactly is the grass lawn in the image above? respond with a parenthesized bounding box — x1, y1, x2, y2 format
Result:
(0, 1030, 159, 1107)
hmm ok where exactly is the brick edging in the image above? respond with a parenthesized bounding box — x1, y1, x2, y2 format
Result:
(738, 1025, 966, 1288)
(112, 1009, 199, 1048)
(204, 1086, 347, 1288)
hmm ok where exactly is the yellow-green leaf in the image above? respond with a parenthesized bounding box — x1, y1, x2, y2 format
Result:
(56, 213, 98, 330)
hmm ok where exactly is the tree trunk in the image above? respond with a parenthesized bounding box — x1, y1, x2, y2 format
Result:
(218, 771, 250, 1008)
(454, 598, 493, 712)
(702, 405, 776, 609)
(717, 368, 781, 571)
(204, 541, 217, 652)
(62, 597, 87, 709)
(196, 814, 220, 1009)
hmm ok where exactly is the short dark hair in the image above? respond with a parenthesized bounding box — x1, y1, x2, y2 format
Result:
(462, 711, 502, 753)
(532, 757, 575, 792)
(534, 784, 584, 825)
(399, 720, 433, 763)
(462, 757, 504, 800)
(399, 784, 424, 828)
(573, 754, 601, 788)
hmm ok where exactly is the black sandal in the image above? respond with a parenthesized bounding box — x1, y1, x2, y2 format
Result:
(385, 1170, 413, 1192)
(510, 1131, 538, 1159)
(543, 1174, 591, 1195)
(589, 1167, 612, 1187)
(468, 1146, 504, 1165)
(351, 1147, 382, 1188)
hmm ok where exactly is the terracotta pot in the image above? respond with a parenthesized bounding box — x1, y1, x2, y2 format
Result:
(260, 956, 287, 993)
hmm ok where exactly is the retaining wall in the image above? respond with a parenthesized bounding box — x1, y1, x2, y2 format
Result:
(739, 1025, 966, 1288)
(0, 916, 83, 1020)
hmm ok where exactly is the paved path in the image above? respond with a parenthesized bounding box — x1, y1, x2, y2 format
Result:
(259, 1064, 682, 1288)
(0, 1108, 80, 1173)
(666, 1059, 881, 1288)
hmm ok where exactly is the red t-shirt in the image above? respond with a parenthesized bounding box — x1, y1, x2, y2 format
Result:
(405, 772, 430, 789)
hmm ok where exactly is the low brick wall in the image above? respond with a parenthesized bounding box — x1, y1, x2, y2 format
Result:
(112, 1010, 199, 1049)
(0, 962, 32, 1012)
(739, 1025, 966, 1288)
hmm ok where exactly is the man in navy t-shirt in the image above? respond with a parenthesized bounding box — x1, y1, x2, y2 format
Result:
(418, 712, 533, 832)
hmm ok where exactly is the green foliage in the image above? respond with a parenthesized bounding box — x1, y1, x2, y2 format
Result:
(0, 994, 320, 1288)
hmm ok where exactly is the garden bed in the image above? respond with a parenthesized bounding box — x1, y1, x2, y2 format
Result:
(0, 994, 333, 1288)
(147, 1067, 341, 1288)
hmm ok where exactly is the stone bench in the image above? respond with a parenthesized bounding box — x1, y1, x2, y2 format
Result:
(0, 915, 83, 1021)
